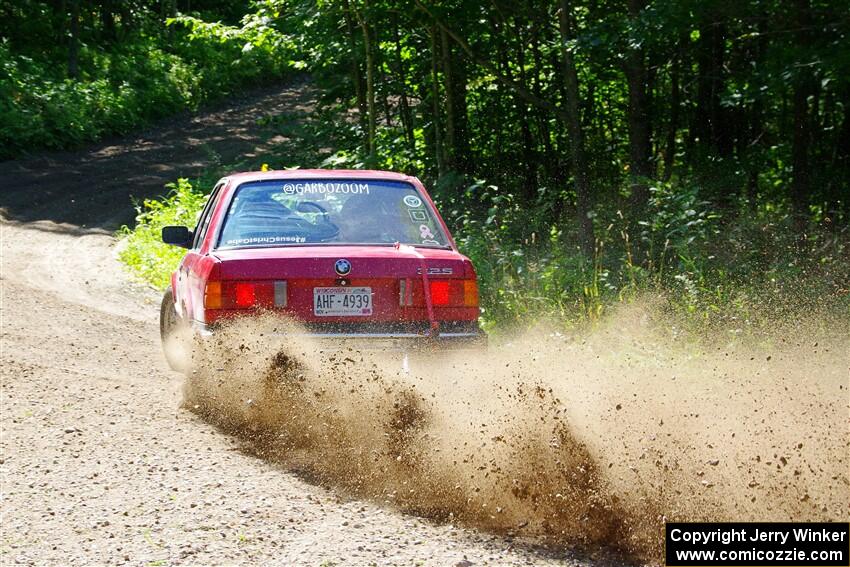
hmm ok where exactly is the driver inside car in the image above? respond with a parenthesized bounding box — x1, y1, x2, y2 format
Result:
(219, 191, 301, 245)
(335, 193, 402, 243)
(231, 191, 293, 218)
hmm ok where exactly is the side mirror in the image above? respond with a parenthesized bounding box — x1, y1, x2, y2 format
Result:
(162, 226, 192, 248)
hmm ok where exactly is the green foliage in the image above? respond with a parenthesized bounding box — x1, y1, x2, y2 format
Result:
(0, 40, 197, 156)
(0, 5, 296, 159)
(8, 0, 840, 333)
(636, 182, 722, 277)
(119, 179, 207, 289)
(166, 13, 300, 96)
(454, 180, 849, 333)
(122, 164, 847, 335)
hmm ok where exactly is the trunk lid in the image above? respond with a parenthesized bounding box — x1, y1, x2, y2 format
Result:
(211, 245, 475, 324)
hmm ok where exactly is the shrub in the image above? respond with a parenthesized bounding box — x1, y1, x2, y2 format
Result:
(119, 178, 207, 289)
(0, 10, 298, 159)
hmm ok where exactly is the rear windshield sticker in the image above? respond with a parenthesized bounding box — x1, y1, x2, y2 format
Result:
(408, 209, 427, 222)
(225, 235, 307, 246)
(282, 182, 370, 195)
(403, 195, 422, 208)
(419, 225, 435, 240)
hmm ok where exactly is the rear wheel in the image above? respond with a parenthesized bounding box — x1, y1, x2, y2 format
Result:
(159, 289, 191, 374)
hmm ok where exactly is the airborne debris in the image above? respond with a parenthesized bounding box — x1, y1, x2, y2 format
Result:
(182, 308, 849, 563)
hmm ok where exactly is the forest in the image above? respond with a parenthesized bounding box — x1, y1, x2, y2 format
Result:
(3, 0, 848, 330)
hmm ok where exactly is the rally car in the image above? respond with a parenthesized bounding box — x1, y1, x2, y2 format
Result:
(159, 169, 485, 371)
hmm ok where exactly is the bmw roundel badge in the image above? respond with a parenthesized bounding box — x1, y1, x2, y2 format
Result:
(334, 259, 352, 276)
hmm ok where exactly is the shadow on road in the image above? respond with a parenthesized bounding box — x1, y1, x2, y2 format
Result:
(0, 78, 315, 232)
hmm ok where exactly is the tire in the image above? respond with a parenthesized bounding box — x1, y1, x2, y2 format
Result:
(160, 288, 191, 374)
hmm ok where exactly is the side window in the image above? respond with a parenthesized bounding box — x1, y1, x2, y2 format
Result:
(192, 182, 225, 249)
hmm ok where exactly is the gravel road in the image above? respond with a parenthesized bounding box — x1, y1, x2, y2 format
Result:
(0, 82, 608, 566)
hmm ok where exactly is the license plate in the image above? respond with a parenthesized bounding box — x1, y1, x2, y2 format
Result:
(313, 287, 373, 316)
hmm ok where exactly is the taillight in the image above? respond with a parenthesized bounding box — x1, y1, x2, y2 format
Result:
(204, 281, 222, 309)
(430, 281, 450, 305)
(428, 279, 478, 307)
(204, 280, 287, 310)
(463, 280, 478, 306)
(234, 282, 255, 307)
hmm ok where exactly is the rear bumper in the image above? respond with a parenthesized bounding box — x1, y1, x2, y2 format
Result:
(192, 320, 486, 350)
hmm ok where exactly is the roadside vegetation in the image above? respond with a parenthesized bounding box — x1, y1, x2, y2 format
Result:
(0, 1, 297, 159)
(9, 0, 843, 333)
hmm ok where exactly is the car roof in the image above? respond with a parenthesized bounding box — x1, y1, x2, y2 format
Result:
(222, 169, 418, 184)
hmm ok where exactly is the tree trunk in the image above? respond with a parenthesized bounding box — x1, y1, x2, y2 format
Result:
(790, 0, 814, 232)
(57, 0, 67, 45)
(625, 0, 652, 208)
(451, 42, 471, 172)
(558, 0, 595, 257)
(440, 28, 457, 171)
(118, 0, 133, 36)
(489, 14, 508, 177)
(343, 0, 367, 131)
(439, 28, 471, 173)
(162, 0, 177, 39)
(392, 18, 415, 150)
(376, 40, 392, 128)
(791, 78, 813, 230)
(662, 45, 681, 181)
(161, 0, 177, 20)
(429, 24, 445, 177)
(533, 30, 555, 184)
(694, 15, 728, 156)
(828, 85, 850, 220)
(512, 18, 537, 198)
(742, 14, 767, 211)
(101, 0, 116, 42)
(418, 0, 577, 124)
(361, 18, 377, 159)
(67, 0, 79, 80)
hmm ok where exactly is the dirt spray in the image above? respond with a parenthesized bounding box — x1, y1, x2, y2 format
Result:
(179, 304, 849, 563)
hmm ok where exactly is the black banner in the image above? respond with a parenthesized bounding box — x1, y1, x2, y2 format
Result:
(666, 522, 849, 566)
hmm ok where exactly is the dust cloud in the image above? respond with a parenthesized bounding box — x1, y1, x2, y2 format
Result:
(179, 303, 849, 563)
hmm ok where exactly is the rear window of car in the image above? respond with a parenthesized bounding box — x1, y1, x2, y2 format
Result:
(216, 179, 450, 249)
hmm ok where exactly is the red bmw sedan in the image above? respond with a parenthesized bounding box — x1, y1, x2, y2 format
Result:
(159, 169, 484, 371)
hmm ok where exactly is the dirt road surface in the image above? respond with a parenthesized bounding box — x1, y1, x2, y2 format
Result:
(0, 83, 607, 565)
